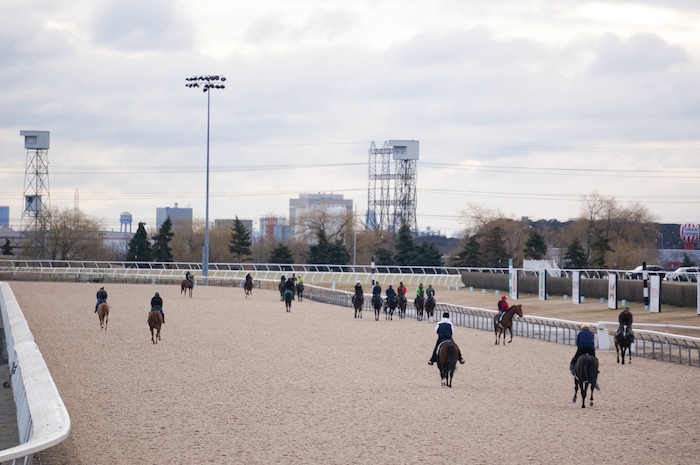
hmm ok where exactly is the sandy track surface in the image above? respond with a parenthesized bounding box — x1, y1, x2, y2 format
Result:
(9, 281, 700, 465)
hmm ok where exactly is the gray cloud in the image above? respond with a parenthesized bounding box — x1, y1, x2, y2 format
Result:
(590, 33, 687, 75)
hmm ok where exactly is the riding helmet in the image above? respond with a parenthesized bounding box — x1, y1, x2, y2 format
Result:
(155, 292, 159, 297)
(442, 312, 449, 318)
(581, 323, 589, 329)
(502, 295, 507, 299)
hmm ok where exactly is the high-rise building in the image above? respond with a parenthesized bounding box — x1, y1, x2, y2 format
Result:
(0, 206, 9, 228)
(156, 203, 193, 230)
(259, 216, 291, 242)
(289, 193, 353, 242)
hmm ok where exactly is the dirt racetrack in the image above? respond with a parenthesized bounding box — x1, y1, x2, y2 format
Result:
(9, 281, 700, 465)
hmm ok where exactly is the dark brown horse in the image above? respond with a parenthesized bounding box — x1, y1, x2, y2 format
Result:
(353, 294, 363, 318)
(97, 303, 109, 331)
(425, 296, 436, 321)
(615, 326, 633, 365)
(397, 293, 407, 319)
(385, 295, 397, 320)
(147, 310, 163, 344)
(296, 282, 305, 302)
(494, 304, 523, 345)
(372, 295, 383, 321)
(415, 295, 425, 321)
(572, 354, 600, 408)
(244, 276, 253, 299)
(181, 279, 193, 298)
(436, 340, 462, 388)
(284, 289, 294, 312)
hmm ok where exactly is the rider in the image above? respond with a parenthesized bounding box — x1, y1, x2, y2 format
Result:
(372, 281, 382, 297)
(428, 312, 465, 365)
(150, 292, 165, 323)
(95, 286, 108, 313)
(496, 295, 509, 323)
(279, 275, 286, 301)
(245, 272, 252, 282)
(291, 273, 297, 286)
(353, 281, 364, 304)
(416, 283, 425, 299)
(285, 277, 295, 291)
(616, 306, 634, 340)
(570, 323, 596, 373)
(185, 271, 194, 284)
(397, 281, 407, 297)
(385, 284, 397, 305)
(426, 284, 436, 300)
(296, 275, 304, 286)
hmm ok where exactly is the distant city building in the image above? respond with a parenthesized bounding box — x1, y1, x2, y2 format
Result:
(259, 216, 291, 242)
(289, 193, 353, 242)
(0, 206, 9, 228)
(215, 218, 254, 236)
(156, 203, 193, 230)
(418, 226, 441, 237)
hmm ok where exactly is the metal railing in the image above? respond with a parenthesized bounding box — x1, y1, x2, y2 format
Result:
(0, 283, 71, 464)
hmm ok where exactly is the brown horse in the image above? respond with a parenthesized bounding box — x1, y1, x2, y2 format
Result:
(615, 326, 633, 365)
(353, 294, 363, 318)
(181, 279, 193, 298)
(415, 295, 425, 321)
(425, 296, 436, 321)
(244, 276, 253, 299)
(397, 293, 407, 319)
(436, 340, 462, 388)
(572, 354, 600, 408)
(494, 304, 523, 345)
(372, 295, 383, 321)
(296, 283, 304, 302)
(97, 303, 109, 331)
(147, 310, 163, 344)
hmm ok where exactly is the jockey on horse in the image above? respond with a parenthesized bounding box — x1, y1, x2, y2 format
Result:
(496, 295, 509, 323)
(150, 292, 165, 323)
(353, 281, 364, 304)
(185, 270, 194, 285)
(428, 312, 465, 365)
(95, 286, 108, 313)
(616, 306, 635, 341)
(570, 323, 596, 373)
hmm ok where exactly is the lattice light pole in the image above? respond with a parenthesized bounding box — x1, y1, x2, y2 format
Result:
(20, 130, 51, 259)
(185, 75, 226, 285)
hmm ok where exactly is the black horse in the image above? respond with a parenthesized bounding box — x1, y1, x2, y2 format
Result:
(353, 294, 363, 318)
(415, 295, 425, 321)
(436, 340, 462, 388)
(572, 354, 600, 409)
(397, 294, 407, 319)
(284, 289, 294, 312)
(615, 326, 633, 365)
(425, 296, 436, 321)
(385, 295, 397, 320)
(372, 295, 383, 321)
(296, 282, 305, 302)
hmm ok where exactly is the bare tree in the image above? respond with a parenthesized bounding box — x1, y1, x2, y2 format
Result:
(47, 207, 108, 260)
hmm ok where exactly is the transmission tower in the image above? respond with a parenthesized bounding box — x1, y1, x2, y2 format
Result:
(20, 130, 51, 259)
(366, 140, 419, 232)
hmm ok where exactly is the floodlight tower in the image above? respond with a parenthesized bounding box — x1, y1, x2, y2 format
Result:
(20, 130, 51, 259)
(366, 140, 419, 233)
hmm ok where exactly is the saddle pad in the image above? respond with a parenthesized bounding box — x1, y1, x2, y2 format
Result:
(435, 339, 454, 355)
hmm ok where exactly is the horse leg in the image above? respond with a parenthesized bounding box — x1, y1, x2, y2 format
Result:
(581, 382, 587, 408)
(572, 379, 579, 404)
(615, 342, 620, 363)
(151, 327, 155, 344)
(589, 382, 595, 408)
(508, 327, 514, 343)
(627, 346, 632, 364)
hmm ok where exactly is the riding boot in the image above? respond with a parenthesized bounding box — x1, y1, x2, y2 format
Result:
(428, 353, 436, 365)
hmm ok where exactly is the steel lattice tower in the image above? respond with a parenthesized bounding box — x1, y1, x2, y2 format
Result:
(367, 140, 419, 232)
(20, 131, 51, 259)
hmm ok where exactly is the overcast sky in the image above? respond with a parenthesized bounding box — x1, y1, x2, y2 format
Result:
(1, 0, 700, 237)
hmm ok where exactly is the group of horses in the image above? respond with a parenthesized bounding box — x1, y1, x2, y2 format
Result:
(354, 293, 438, 322)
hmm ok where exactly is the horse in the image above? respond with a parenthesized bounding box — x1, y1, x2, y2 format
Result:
(296, 283, 305, 302)
(415, 295, 425, 321)
(385, 295, 397, 320)
(244, 276, 253, 299)
(397, 293, 407, 319)
(615, 326, 634, 365)
(284, 289, 294, 312)
(494, 304, 523, 345)
(181, 279, 193, 298)
(97, 303, 109, 331)
(436, 340, 461, 388)
(279, 281, 285, 301)
(147, 310, 163, 344)
(353, 294, 363, 318)
(372, 295, 383, 321)
(425, 296, 436, 321)
(572, 354, 600, 408)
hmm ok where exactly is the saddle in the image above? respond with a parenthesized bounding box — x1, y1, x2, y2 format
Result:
(435, 339, 454, 356)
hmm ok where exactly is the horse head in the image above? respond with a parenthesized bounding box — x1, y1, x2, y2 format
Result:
(511, 304, 523, 318)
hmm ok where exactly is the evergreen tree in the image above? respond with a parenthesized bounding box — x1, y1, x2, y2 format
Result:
(127, 222, 152, 262)
(269, 243, 294, 264)
(395, 223, 417, 265)
(563, 238, 587, 269)
(228, 216, 252, 261)
(589, 235, 614, 268)
(151, 217, 174, 262)
(415, 241, 443, 266)
(682, 254, 695, 266)
(452, 235, 480, 267)
(523, 231, 547, 260)
(481, 226, 508, 268)
(308, 229, 331, 264)
(374, 247, 395, 266)
(327, 239, 350, 265)
(1, 237, 13, 256)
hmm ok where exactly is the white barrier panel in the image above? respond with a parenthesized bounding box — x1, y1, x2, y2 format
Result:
(0, 282, 71, 463)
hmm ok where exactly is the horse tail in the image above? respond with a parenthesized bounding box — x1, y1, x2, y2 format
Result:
(447, 344, 456, 368)
(585, 358, 600, 391)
